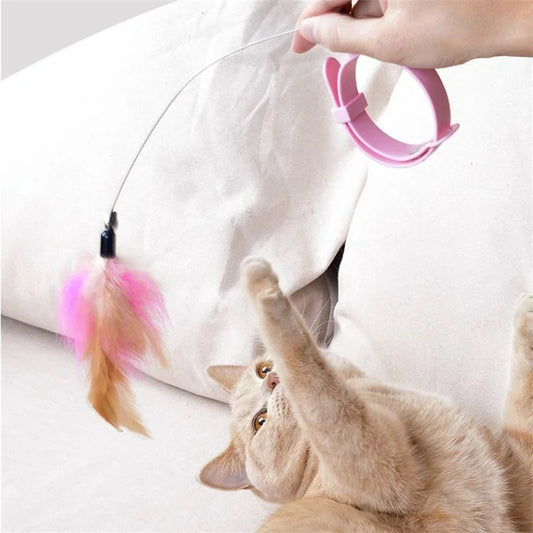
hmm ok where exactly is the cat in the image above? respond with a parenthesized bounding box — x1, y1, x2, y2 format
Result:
(200, 257, 532, 532)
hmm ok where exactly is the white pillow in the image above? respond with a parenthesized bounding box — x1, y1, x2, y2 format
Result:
(329, 57, 532, 428)
(0, 1, 400, 400)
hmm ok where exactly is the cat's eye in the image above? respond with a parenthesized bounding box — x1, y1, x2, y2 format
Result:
(252, 408, 268, 432)
(256, 361, 273, 379)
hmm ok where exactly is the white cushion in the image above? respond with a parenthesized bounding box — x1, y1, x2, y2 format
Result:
(0, 1, 399, 400)
(330, 57, 532, 427)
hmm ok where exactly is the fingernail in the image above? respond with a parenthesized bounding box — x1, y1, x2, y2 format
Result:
(299, 17, 319, 44)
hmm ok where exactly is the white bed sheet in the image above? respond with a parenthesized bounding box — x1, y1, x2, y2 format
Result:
(1, 317, 274, 532)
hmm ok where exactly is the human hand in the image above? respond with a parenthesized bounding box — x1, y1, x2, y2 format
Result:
(292, 0, 533, 69)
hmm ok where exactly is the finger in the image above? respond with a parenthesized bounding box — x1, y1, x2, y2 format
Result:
(292, 0, 352, 53)
(297, 12, 387, 57)
(351, 0, 385, 19)
(292, 30, 318, 54)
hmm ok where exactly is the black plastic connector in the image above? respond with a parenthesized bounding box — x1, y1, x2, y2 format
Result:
(100, 211, 118, 258)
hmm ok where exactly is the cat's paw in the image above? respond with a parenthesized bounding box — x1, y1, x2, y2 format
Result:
(241, 256, 280, 298)
(514, 294, 533, 346)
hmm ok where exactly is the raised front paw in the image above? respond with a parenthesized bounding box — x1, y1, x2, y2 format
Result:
(241, 256, 280, 299)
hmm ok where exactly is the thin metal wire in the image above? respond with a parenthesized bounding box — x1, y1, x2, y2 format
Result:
(107, 27, 299, 218)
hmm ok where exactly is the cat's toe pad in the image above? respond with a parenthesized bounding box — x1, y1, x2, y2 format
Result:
(258, 287, 283, 301)
(242, 256, 280, 296)
(257, 287, 291, 319)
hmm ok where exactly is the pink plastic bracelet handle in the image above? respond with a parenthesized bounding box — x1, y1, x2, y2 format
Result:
(324, 55, 459, 167)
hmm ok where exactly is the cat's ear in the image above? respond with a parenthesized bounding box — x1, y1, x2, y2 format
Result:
(199, 441, 251, 490)
(207, 365, 246, 393)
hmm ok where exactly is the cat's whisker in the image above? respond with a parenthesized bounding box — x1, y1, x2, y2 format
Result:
(299, 294, 307, 321)
(307, 297, 332, 339)
(310, 319, 336, 346)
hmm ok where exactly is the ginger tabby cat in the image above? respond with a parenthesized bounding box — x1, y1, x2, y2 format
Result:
(200, 258, 532, 532)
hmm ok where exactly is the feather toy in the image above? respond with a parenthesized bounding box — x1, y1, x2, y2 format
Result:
(58, 29, 299, 435)
(60, 212, 167, 435)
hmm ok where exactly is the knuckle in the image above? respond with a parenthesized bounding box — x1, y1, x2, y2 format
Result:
(324, 22, 343, 51)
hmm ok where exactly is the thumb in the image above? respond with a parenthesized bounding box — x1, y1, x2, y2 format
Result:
(298, 13, 386, 57)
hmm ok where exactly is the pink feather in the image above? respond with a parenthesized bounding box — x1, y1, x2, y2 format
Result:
(60, 258, 167, 435)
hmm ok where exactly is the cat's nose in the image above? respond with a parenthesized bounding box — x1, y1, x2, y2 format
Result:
(267, 372, 280, 390)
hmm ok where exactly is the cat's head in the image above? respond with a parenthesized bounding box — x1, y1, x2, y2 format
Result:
(199, 356, 314, 503)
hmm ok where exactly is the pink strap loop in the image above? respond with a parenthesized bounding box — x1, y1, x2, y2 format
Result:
(324, 55, 459, 167)
(331, 92, 368, 124)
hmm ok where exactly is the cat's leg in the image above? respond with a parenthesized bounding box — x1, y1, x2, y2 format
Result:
(501, 295, 533, 531)
(504, 294, 533, 445)
(242, 258, 421, 514)
(257, 497, 401, 533)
